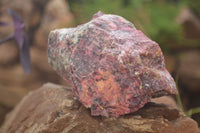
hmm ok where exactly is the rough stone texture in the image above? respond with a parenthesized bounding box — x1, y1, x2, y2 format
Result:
(1, 83, 199, 133)
(48, 12, 177, 117)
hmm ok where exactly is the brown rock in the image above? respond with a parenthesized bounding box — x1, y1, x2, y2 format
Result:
(0, 83, 28, 126)
(151, 96, 178, 109)
(2, 0, 73, 47)
(0, 42, 18, 66)
(0, 0, 73, 126)
(0, 45, 65, 90)
(178, 50, 200, 92)
(0, 84, 28, 108)
(0, 10, 13, 37)
(30, 47, 67, 85)
(164, 54, 177, 74)
(31, 47, 52, 73)
(34, 0, 74, 49)
(0, 64, 38, 88)
(1, 83, 199, 133)
(177, 50, 200, 125)
(176, 7, 200, 39)
(0, 105, 11, 126)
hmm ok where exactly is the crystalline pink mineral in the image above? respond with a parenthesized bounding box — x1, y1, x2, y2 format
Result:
(47, 11, 177, 117)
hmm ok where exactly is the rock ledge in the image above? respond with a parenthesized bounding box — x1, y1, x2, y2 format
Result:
(1, 83, 199, 133)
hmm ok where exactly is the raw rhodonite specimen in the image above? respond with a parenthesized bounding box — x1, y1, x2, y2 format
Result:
(48, 11, 177, 117)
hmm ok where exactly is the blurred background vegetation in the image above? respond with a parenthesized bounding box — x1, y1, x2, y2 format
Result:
(67, 0, 200, 126)
(67, 0, 200, 53)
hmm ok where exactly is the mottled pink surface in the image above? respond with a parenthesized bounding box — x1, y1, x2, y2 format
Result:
(48, 11, 177, 117)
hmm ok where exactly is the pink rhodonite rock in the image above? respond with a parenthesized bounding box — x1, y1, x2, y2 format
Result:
(47, 11, 178, 117)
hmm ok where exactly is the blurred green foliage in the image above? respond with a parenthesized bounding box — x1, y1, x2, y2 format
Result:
(67, 0, 200, 53)
(187, 0, 200, 18)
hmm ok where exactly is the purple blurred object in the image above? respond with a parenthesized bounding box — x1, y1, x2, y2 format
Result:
(0, 9, 30, 74)
(0, 21, 9, 26)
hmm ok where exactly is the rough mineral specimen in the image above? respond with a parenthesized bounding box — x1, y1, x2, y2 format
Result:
(47, 11, 178, 117)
